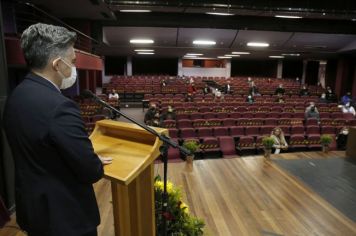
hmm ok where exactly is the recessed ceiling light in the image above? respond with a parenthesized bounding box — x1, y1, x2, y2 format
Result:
(269, 56, 284, 58)
(232, 52, 250, 55)
(218, 56, 232, 59)
(120, 10, 152, 13)
(193, 40, 216, 45)
(134, 49, 154, 52)
(225, 54, 240, 57)
(184, 55, 198, 58)
(186, 53, 203, 56)
(352, 19, 356, 21)
(247, 42, 269, 47)
(275, 15, 303, 19)
(282, 53, 300, 56)
(206, 12, 234, 16)
(137, 52, 154, 55)
(130, 39, 154, 44)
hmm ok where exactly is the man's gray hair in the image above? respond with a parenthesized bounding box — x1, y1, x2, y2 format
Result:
(20, 23, 77, 69)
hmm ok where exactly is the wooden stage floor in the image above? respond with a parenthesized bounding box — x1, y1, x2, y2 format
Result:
(1, 151, 356, 236)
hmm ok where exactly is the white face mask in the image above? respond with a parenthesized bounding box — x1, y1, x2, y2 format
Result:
(342, 130, 349, 135)
(58, 58, 77, 89)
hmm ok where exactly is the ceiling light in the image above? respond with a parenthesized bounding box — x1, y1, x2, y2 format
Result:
(193, 40, 216, 45)
(137, 52, 154, 55)
(120, 10, 152, 13)
(134, 49, 154, 52)
(184, 55, 198, 58)
(269, 56, 284, 58)
(275, 15, 303, 19)
(186, 53, 203, 56)
(206, 12, 234, 16)
(225, 54, 240, 57)
(352, 19, 356, 21)
(247, 42, 269, 47)
(232, 52, 250, 55)
(282, 53, 300, 56)
(218, 56, 232, 59)
(130, 39, 154, 44)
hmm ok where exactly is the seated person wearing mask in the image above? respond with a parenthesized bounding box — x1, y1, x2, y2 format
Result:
(341, 102, 356, 116)
(246, 94, 255, 104)
(336, 127, 349, 150)
(341, 92, 352, 105)
(305, 102, 320, 121)
(144, 104, 160, 127)
(319, 93, 328, 103)
(160, 106, 176, 124)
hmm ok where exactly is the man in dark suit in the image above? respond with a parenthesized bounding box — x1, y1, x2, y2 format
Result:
(3, 23, 111, 236)
(223, 81, 232, 94)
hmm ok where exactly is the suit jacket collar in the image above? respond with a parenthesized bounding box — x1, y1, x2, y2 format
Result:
(26, 73, 61, 93)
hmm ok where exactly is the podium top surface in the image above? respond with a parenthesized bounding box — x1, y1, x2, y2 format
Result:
(90, 120, 167, 185)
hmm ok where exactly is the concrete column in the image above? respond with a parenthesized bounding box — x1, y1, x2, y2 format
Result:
(177, 58, 183, 77)
(127, 56, 132, 76)
(277, 60, 283, 79)
(302, 60, 308, 84)
(318, 61, 327, 88)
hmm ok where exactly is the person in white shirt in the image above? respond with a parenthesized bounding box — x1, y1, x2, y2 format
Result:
(108, 89, 119, 100)
(341, 102, 356, 116)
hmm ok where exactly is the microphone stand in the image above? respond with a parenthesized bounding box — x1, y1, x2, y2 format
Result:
(87, 92, 190, 236)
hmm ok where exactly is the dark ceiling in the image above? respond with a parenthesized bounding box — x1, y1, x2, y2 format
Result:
(15, 0, 356, 59)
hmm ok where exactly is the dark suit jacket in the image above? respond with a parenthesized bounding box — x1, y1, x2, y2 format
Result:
(3, 73, 103, 236)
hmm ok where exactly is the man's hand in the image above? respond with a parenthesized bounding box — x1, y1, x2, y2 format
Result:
(99, 156, 113, 165)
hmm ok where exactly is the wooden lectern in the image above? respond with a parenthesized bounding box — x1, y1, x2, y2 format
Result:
(90, 120, 167, 236)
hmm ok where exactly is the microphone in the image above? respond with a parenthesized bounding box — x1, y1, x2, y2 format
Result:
(81, 89, 95, 99)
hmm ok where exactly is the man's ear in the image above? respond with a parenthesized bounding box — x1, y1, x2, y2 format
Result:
(52, 58, 61, 72)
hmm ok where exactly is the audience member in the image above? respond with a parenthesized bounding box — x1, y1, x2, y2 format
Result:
(247, 77, 252, 86)
(319, 93, 328, 103)
(299, 85, 310, 96)
(270, 127, 288, 154)
(326, 86, 337, 102)
(341, 92, 352, 105)
(274, 94, 285, 103)
(214, 89, 224, 101)
(160, 105, 176, 124)
(223, 81, 232, 94)
(108, 89, 119, 100)
(246, 94, 254, 104)
(340, 102, 356, 116)
(275, 84, 285, 95)
(187, 83, 197, 94)
(108, 89, 120, 119)
(305, 102, 320, 121)
(185, 93, 194, 102)
(144, 104, 160, 127)
(203, 84, 210, 95)
(249, 81, 260, 96)
(336, 127, 349, 150)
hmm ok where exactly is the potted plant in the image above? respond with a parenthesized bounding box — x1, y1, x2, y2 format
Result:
(182, 140, 199, 164)
(320, 134, 333, 153)
(262, 136, 275, 159)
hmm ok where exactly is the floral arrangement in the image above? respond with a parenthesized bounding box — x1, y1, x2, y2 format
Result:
(320, 134, 333, 146)
(154, 175, 205, 235)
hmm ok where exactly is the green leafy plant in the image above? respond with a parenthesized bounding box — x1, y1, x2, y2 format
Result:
(262, 136, 275, 149)
(154, 175, 205, 235)
(182, 140, 199, 154)
(320, 134, 333, 146)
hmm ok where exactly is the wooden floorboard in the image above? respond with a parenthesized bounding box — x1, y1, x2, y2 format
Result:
(1, 151, 356, 236)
